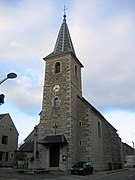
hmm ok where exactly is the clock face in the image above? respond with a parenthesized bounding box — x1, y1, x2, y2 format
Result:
(53, 85, 60, 92)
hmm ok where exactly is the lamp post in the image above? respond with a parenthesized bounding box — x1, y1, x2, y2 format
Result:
(0, 72, 17, 104)
(0, 72, 17, 85)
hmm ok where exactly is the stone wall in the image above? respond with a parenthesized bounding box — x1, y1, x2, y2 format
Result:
(102, 120, 122, 170)
(77, 97, 105, 171)
(122, 143, 134, 163)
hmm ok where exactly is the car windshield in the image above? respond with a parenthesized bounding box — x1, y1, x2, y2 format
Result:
(73, 162, 86, 168)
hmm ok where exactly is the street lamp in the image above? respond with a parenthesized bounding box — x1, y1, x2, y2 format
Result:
(0, 72, 17, 85)
(0, 72, 17, 105)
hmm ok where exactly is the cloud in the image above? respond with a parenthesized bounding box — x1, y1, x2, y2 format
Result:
(70, 2, 135, 112)
(0, 1, 135, 114)
(0, 0, 55, 63)
(1, 0, 135, 115)
(1, 68, 43, 115)
(104, 110, 135, 145)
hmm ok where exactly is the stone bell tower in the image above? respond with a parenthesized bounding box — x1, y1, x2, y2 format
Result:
(38, 14, 84, 171)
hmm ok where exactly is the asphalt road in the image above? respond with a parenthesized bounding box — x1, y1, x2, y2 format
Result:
(93, 168, 135, 180)
(0, 168, 135, 180)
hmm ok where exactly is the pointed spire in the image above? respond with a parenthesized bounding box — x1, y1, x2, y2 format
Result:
(44, 12, 83, 68)
(52, 13, 76, 56)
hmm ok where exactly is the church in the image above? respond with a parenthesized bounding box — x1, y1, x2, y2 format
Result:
(19, 14, 122, 172)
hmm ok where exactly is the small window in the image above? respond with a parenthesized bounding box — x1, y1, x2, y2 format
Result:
(79, 141, 82, 145)
(11, 153, 14, 158)
(98, 122, 101, 138)
(10, 126, 13, 130)
(79, 122, 82, 126)
(2, 136, 8, 144)
(53, 97, 60, 107)
(0, 151, 3, 161)
(55, 62, 61, 73)
(75, 65, 77, 78)
(5, 152, 8, 161)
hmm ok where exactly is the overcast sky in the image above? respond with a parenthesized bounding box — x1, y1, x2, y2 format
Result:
(0, 0, 135, 147)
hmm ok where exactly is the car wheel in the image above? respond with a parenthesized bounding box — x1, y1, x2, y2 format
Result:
(90, 170, 93, 174)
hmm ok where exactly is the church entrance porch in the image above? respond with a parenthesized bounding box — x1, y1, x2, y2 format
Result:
(39, 134, 68, 171)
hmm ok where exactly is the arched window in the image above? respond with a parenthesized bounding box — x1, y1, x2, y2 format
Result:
(55, 62, 61, 73)
(53, 97, 60, 107)
(98, 121, 101, 138)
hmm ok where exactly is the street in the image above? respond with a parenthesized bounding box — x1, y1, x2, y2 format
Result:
(94, 168, 135, 180)
(0, 168, 135, 180)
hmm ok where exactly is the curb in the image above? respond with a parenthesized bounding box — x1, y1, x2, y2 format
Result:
(106, 168, 129, 174)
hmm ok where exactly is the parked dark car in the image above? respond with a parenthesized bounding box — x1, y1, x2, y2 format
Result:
(70, 162, 93, 175)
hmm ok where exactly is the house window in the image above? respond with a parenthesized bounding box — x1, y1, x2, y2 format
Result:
(2, 135, 8, 144)
(0, 151, 3, 161)
(5, 152, 8, 161)
(55, 62, 61, 73)
(98, 122, 101, 138)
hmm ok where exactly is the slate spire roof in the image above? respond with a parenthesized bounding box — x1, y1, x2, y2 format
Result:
(44, 14, 84, 67)
(53, 14, 76, 56)
(46, 14, 76, 58)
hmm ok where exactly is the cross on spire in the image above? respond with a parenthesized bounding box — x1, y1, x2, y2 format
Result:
(63, 5, 67, 18)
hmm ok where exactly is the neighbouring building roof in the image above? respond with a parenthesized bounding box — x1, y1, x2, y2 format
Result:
(122, 142, 134, 150)
(0, 113, 19, 135)
(19, 141, 34, 152)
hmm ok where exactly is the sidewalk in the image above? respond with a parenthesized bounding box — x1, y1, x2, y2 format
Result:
(0, 167, 130, 180)
(17, 167, 129, 175)
(94, 168, 129, 176)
